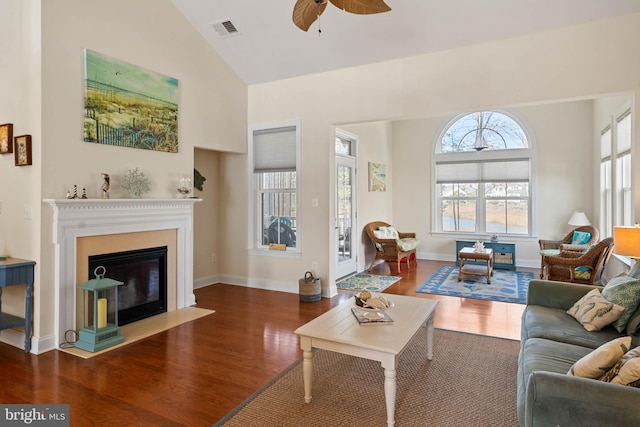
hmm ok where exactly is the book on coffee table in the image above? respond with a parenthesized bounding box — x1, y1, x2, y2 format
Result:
(351, 306, 394, 325)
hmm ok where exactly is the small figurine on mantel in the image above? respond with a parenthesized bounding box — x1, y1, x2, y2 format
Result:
(101, 173, 110, 199)
(473, 240, 485, 252)
(66, 185, 79, 199)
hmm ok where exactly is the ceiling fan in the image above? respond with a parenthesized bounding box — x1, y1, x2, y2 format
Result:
(293, 0, 392, 32)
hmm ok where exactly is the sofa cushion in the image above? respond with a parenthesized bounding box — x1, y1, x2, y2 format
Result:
(372, 226, 398, 240)
(397, 237, 419, 252)
(626, 307, 640, 335)
(567, 336, 632, 378)
(567, 288, 625, 331)
(628, 261, 640, 279)
(522, 305, 625, 350)
(602, 274, 640, 333)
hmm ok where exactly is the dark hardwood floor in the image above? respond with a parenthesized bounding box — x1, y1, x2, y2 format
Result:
(0, 260, 534, 426)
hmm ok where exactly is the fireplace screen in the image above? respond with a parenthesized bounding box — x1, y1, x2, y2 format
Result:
(89, 246, 168, 325)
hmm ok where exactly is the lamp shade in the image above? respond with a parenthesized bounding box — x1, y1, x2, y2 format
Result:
(568, 211, 591, 226)
(614, 226, 640, 258)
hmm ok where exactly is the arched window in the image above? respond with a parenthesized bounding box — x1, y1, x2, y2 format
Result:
(434, 111, 533, 236)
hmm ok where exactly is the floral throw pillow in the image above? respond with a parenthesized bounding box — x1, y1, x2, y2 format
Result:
(567, 289, 624, 332)
(602, 274, 640, 333)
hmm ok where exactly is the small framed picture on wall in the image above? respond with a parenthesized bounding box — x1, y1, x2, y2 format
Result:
(0, 123, 13, 154)
(14, 134, 32, 166)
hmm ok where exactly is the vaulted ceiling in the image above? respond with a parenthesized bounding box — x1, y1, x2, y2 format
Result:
(171, 0, 640, 85)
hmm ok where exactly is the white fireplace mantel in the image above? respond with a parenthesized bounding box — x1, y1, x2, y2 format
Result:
(44, 198, 201, 350)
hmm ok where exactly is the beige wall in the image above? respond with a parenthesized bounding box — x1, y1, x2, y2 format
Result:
(236, 12, 640, 292)
(1, 0, 248, 351)
(193, 148, 221, 284)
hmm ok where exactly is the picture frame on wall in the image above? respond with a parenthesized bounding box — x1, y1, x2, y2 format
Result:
(14, 134, 32, 166)
(0, 123, 13, 154)
(368, 162, 387, 192)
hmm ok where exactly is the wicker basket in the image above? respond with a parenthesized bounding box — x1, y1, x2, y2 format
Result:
(299, 271, 321, 302)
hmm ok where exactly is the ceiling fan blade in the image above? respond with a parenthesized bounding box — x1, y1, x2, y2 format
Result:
(293, 0, 329, 32)
(329, 0, 391, 15)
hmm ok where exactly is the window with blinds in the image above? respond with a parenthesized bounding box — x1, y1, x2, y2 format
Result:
(250, 121, 300, 250)
(434, 111, 532, 236)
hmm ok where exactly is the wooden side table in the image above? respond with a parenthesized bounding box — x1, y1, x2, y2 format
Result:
(458, 247, 494, 284)
(0, 258, 36, 353)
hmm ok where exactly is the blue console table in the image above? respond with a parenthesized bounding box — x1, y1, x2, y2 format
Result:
(455, 240, 516, 270)
(0, 258, 35, 353)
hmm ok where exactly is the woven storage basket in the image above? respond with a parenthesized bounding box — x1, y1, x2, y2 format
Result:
(299, 271, 321, 302)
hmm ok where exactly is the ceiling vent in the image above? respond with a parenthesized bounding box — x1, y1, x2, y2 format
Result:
(210, 19, 240, 38)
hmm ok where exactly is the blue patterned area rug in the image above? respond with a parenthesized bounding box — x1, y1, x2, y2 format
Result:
(417, 265, 534, 304)
(336, 273, 401, 293)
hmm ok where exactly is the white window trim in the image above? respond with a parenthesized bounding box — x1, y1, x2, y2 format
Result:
(247, 119, 302, 257)
(431, 110, 536, 238)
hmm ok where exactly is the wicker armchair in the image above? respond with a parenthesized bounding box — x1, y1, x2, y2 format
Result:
(538, 225, 599, 278)
(542, 237, 614, 286)
(364, 221, 419, 274)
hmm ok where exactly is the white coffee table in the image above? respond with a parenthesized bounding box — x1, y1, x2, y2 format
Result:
(294, 294, 439, 427)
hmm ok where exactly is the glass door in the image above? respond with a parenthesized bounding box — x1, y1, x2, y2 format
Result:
(335, 155, 357, 278)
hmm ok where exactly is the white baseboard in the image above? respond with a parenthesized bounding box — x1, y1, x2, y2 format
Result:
(0, 329, 57, 355)
(194, 275, 221, 289)
(211, 275, 337, 299)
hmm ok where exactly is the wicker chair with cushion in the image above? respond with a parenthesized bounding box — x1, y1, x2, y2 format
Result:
(542, 237, 614, 286)
(364, 221, 420, 274)
(538, 225, 599, 278)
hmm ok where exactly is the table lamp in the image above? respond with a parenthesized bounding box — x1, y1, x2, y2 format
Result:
(613, 226, 640, 260)
(568, 211, 591, 226)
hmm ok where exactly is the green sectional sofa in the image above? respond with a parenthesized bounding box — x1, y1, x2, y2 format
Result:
(518, 279, 640, 426)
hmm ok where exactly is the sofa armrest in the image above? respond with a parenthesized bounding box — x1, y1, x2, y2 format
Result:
(526, 280, 595, 310)
(525, 371, 640, 426)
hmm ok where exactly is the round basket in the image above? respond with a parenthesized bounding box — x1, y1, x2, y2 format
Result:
(299, 277, 321, 302)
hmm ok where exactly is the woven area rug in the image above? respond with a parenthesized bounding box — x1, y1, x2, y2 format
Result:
(417, 265, 534, 304)
(336, 273, 401, 292)
(214, 329, 519, 426)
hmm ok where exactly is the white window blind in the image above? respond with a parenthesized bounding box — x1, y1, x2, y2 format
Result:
(253, 126, 296, 173)
(617, 112, 631, 154)
(436, 159, 530, 183)
(601, 127, 611, 159)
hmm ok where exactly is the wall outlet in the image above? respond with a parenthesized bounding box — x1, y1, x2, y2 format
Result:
(211, 253, 217, 262)
(23, 204, 33, 220)
(311, 261, 318, 271)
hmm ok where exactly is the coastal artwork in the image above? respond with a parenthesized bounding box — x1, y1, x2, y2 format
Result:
(83, 49, 179, 153)
(368, 162, 387, 192)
